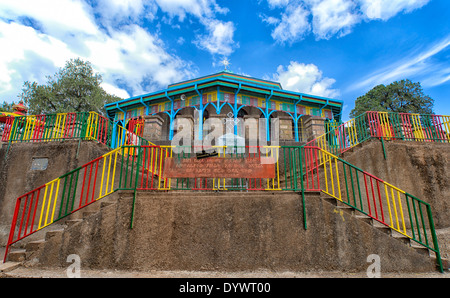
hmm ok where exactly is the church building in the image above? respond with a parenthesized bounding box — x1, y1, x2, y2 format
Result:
(104, 71, 343, 146)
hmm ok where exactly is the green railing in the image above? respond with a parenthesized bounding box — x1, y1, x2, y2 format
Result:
(312, 111, 450, 162)
(1, 111, 154, 149)
(3, 110, 446, 272)
(302, 146, 443, 272)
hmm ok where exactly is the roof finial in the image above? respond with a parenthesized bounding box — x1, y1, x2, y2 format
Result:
(220, 57, 231, 72)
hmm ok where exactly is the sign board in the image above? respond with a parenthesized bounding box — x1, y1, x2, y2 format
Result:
(31, 158, 48, 171)
(163, 157, 276, 179)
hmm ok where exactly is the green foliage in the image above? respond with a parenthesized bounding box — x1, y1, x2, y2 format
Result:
(0, 101, 15, 112)
(19, 58, 121, 115)
(350, 79, 434, 118)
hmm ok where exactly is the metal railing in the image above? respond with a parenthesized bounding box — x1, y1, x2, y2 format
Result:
(1, 112, 153, 149)
(302, 146, 443, 272)
(3, 145, 141, 262)
(2, 111, 446, 272)
(311, 112, 450, 164)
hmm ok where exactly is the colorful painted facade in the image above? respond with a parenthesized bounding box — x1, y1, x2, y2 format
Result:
(104, 71, 343, 142)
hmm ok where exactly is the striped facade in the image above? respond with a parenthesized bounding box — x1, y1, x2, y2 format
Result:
(105, 71, 343, 143)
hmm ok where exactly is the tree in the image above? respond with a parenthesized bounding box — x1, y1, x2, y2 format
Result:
(19, 58, 121, 116)
(0, 101, 15, 113)
(350, 79, 434, 118)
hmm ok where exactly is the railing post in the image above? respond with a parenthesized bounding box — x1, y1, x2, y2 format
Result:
(130, 146, 143, 229)
(426, 205, 444, 273)
(380, 137, 387, 160)
(3, 197, 21, 263)
(299, 147, 307, 230)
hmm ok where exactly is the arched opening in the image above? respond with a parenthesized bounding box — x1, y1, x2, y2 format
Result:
(236, 108, 248, 137)
(272, 111, 295, 141)
(259, 113, 275, 142)
(159, 112, 171, 141)
(173, 107, 196, 142)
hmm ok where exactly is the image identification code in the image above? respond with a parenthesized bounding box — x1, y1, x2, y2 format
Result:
(179, 282, 271, 295)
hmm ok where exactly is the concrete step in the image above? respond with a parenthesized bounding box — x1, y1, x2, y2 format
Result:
(433, 257, 450, 271)
(372, 221, 392, 236)
(0, 262, 21, 273)
(82, 211, 97, 219)
(25, 239, 46, 252)
(410, 244, 430, 257)
(66, 219, 83, 227)
(45, 229, 64, 241)
(335, 204, 355, 215)
(100, 201, 114, 208)
(391, 232, 411, 245)
(355, 214, 372, 225)
(321, 196, 338, 206)
(7, 250, 26, 262)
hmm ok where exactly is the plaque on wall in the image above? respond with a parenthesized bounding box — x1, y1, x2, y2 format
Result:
(31, 157, 48, 171)
(163, 157, 276, 179)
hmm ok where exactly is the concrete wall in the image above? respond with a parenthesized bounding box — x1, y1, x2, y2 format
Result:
(0, 141, 111, 245)
(32, 190, 435, 273)
(341, 139, 449, 229)
(1, 139, 447, 272)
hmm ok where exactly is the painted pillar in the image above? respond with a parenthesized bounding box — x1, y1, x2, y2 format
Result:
(234, 83, 241, 136)
(265, 90, 273, 142)
(169, 97, 175, 141)
(294, 96, 302, 142)
(294, 109, 299, 142)
(111, 121, 118, 149)
(195, 84, 204, 141)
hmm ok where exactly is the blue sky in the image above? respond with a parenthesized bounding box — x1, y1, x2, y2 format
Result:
(0, 0, 449, 121)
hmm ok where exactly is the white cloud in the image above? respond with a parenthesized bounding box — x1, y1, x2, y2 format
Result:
(0, 0, 99, 37)
(155, 0, 236, 57)
(267, 0, 290, 8)
(421, 70, 450, 88)
(269, 3, 311, 44)
(0, 0, 203, 103)
(0, 0, 238, 105)
(358, 0, 431, 20)
(260, 14, 280, 26)
(262, 0, 431, 42)
(308, 0, 360, 40)
(0, 20, 76, 97)
(94, 0, 158, 24)
(272, 61, 340, 98)
(101, 82, 130, 99)
(177, 36, 186, 45)
(194, 19, 237, 57)
(349, 36, 450, 91)
(83, 24, 194, 96)
(155, 0, 227, 21)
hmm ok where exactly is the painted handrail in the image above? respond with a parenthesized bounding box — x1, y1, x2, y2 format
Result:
(3, 145, 140, 262)
(301, 145, 443, 272)
(134, 145, 282, 191)
(309, 112, 450, 166)
(3, 111, 446, 272)
(1, 112, 154, 148)
(3, 143, 444, 272)
(2, 112, 154, 262)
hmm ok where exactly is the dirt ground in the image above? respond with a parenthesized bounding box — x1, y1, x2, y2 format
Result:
(1, 247, 448, 279)
(3, 241, 448, 279)
(1, 265, 449, 278)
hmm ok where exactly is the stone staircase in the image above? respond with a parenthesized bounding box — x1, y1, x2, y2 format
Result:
(6, 196, 117, 265)
(320, 194, 443, 263)
(3, 190, 447, 272)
